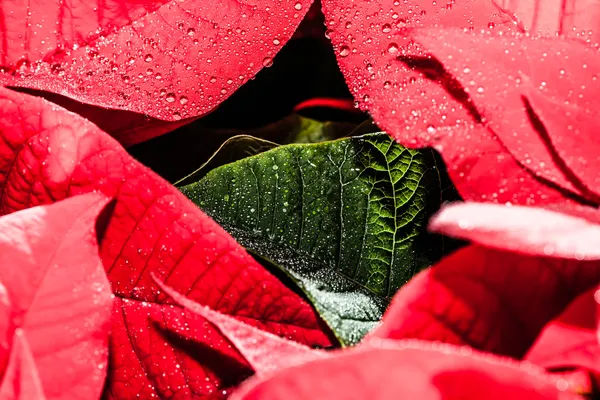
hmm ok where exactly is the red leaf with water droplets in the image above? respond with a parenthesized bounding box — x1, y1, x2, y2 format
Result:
(156, 278, 325, 375)
(0, 87, 333, 399)
(526, 286, 600, 380)
(370, 245, 600, 359)
(0, 0, 311, 125)
(498, 0, 600, 41)
(14, 88, 196, 147)
(409, 29, 600, 201)
(321, 0, 600, 205)
(0, 193, 113, 400)
(231, 340, 583, 400)
(430, 201, 600, 260)
(522, 75, 600, 197)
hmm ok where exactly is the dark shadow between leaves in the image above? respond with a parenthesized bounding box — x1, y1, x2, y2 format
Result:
(153, 321, 254, 391)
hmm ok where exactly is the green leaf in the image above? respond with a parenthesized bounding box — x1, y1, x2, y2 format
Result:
(175, 135, 279, 186)
(180, 133, 456, 345)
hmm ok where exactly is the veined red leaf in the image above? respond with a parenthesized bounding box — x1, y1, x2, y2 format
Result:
(0, 0, 312, 124)
(0, 87, 332, 399)
(0, 330, 46, 400)
(370, 245, 600, 359)
(320, 0, 600, 205)
(522, 75, 600, 197)
(498, 0, 600, 41)
(429, 202, 600, 260)
(408, 29, 600, 201)
(525, 287, 600, 378)
(0, 193, 113, 400)
(156, 277, 325, 375)
(231, 340, 583, 399)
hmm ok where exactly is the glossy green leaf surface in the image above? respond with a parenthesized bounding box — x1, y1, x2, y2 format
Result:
(181, 133, 455, 344)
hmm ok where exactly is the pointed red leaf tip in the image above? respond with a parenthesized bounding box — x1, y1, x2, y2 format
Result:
(370, 245, 600, 359)
(154, 277, 325, 375)
(0, 87, 332, 398)
(526, 286, 600, 381)
(0, 193, 114, 400)
(429, 202, 600, 260)
(231, 340, 584, 400)
(0, 0, 311, 123)
(320, 0, 600, 205)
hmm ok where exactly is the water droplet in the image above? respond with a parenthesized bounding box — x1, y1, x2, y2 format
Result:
(262, 57, 273, 67)
(179, 96, 188, 105)
(387, 43, 399, 54)
(294, 2, 302, 10)
(382, 24, 391, 33)
(339, 46, 351, 57)
(144, 54, 153, 62)
(273, 38, 281, 45)
(165, 93, 176, 103)
(187, 28, 195, 37)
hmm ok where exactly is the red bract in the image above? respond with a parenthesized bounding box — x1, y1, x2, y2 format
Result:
(0, 0, 311, 127)
(231, 341, 582, 399)
(429, 202, 600, 259)
(407, 29, 600, 201)
(526, 287, 600, 381)
(0, 87, 332, 398)
(0, 194, 113, 400)
(14, 88, 195, 147)
(156, 278, 326, 375)
(370, 245, 600, 359)
(371, 201, 600, 392)
(320, 0, 600, 205)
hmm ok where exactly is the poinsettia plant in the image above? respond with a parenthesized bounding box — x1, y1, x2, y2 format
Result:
(0, 0, 598, 398)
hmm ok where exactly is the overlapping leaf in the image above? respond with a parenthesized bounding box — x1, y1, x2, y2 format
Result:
(231, 340, 583, 399)
(371, 245, 600, 359)
(0, 194, 113, 400)
(181, 133, 456, 344)
(526, 286, 600, 379)
(0, 87, 333, 399)
(0, 0, 313, 138)
(430, 202, 600, 260)
(320, 0, 600, 205)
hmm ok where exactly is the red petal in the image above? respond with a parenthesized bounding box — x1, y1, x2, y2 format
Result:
(0, 193, 113, 399)
(0, 0, 310, 123)
(502, 0, 600, 41)
(15, 89, 196, 147)
(232, 340, 583, 400)
(430, 202, 600, 260)
(156, 277, 325, 375)
(410, 29, 600, 201)
(321, 0, 599, 205)
(522, 75, 600, 198)
(0, 330, 46, 400)
(371, 245, 600, 359)
(0, 87, 332, 398)
(526, 287, 600, 376)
